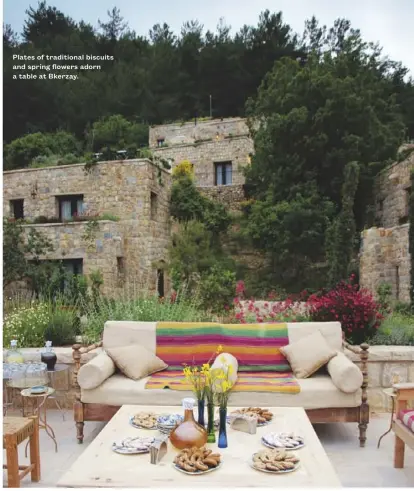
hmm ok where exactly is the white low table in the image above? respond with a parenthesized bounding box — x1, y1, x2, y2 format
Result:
(58, 405, 341, 487)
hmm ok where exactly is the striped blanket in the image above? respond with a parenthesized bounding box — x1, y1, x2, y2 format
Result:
(145, 322, 300, 394)
(154, 322, 291, 371)
(145, 370, 300, 393)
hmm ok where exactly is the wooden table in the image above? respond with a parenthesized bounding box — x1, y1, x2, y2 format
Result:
(58, 405, 341, 488)
(3, 416, 41, 488)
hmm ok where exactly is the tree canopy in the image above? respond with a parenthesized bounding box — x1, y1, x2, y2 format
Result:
(6, 5, 413, 147)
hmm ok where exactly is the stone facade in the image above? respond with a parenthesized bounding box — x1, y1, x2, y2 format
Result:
(360, 147, 413, 302)
(150, 118, 253, 201)
(374, 146, 414, 228)
(3, 159, 171, 296)
(199, 185, 245, 212)
(359, 226, 410, 302)
(149, 117, 249, 147)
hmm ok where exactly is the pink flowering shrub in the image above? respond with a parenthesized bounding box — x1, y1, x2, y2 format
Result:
(308, 280, 383, 345)
(230, 297, 311, 324)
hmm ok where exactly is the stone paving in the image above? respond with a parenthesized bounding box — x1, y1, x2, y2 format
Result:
(3, 410, 414, 487)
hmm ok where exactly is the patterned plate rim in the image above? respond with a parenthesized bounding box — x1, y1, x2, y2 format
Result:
(173, 461, 222, 475)
(129, 416, 158, 430)
(249, 455, 300, 474)
(261, 437, 305, 451)
(111, 444, 151, 455)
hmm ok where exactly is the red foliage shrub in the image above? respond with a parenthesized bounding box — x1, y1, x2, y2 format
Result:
(308, 280, 383, 345)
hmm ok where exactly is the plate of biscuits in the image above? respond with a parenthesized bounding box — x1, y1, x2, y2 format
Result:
(229, 407, 273, 426)
(112, 436, 155, 455)
(173, 446, 222, 475)
(262, 432, 305, 450)
(250, 449, 300, 474)
(130, 412, 158, 430)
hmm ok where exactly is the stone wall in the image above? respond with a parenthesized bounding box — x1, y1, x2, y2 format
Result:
(359, 225, 410, 302)
(7, 345, 414, 411)
(149, 117, 249, 147)
(375, 146, 414, 228)
(152, 136, 253, 187)
(3, 160, 172, 294)
(21, 221, 123, 296)
(199, 185, 245, 212)
(359, 146, 413, 301)
(347, 346, 414, 411)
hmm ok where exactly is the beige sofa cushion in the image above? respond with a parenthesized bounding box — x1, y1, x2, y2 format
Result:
(81, 373, 362, 409)
(280, 330, 337, 378)
(287, 322, 343, 351)
(327, 352, 363, 393)
(106, 345, 167, 381)
(77, 351, 116, 390)
(103, 321, 157, 353)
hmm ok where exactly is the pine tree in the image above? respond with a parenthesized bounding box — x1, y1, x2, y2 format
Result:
(327, 161, 360, 286)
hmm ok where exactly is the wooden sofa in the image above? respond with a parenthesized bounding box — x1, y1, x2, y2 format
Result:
(72, 321, 369, 446)
(393, 382, 414, 468)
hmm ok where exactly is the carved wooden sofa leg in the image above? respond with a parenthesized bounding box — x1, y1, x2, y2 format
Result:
(343, 340, 370, 447)
(358, 343, 369, 447)
(72, 341, 102, 444)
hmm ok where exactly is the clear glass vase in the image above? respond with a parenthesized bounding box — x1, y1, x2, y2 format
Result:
(218, 407, 228, 448)
(206, 401, 216, 443)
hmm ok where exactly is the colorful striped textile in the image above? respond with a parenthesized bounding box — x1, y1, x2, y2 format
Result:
(398, 409, 414, 433)
(155, 322, 291, 372)
(145, 370, 300, 393)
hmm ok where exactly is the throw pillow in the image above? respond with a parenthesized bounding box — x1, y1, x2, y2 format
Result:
(210, 352, 238, 391)
(327, 351, 363, 393)
(106, 345, 168, 381)
(280, 330, 337, 378)
(77, 351, 116, 390)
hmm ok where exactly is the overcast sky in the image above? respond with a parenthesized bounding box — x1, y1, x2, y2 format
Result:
(4, 0, 414, 75)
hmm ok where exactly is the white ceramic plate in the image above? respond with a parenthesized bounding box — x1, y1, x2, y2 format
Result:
(129, 416, 158, 430)
(112, 445, 150, 455)
(173, 462, 222, 475)
(249, 455, 300, 474)
(111, 436, 154, 455)
(261, 436, 305, 451)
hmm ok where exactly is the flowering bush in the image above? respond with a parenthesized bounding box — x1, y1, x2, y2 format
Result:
(231, 297, 311, 324)
(308, 280, 383, 345)
(3, 303, 50, 347)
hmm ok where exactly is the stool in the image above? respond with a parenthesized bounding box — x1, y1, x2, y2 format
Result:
(3, 416, 41, 488)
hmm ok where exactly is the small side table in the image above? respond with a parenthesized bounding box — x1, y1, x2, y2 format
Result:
(3, 415, 41, 488)
(47, 363, 70, 419)
(377, 387, 397, 448)
(21, 387, 58, 453)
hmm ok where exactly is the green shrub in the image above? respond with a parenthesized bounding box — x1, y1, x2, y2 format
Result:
(199, 266, 236, 313)
(370, 313, 414, 346)
(4, 131, 80, 170)
(80, 289, 209, 342)
(44, 306, 78, 346)
(3, 303, 50, 347)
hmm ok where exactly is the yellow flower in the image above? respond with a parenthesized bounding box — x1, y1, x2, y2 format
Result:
(228, 365, 233, 375)
(202, 363, 210, 371)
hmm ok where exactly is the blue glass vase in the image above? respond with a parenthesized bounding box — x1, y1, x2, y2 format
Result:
(218, 407, 228, 448)
(197, 398, 205, 427)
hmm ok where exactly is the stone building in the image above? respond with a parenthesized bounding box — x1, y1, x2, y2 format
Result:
(150, 117, 253, 211)
(3, 159, 171, 296)
(360, 146, 413, 303)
